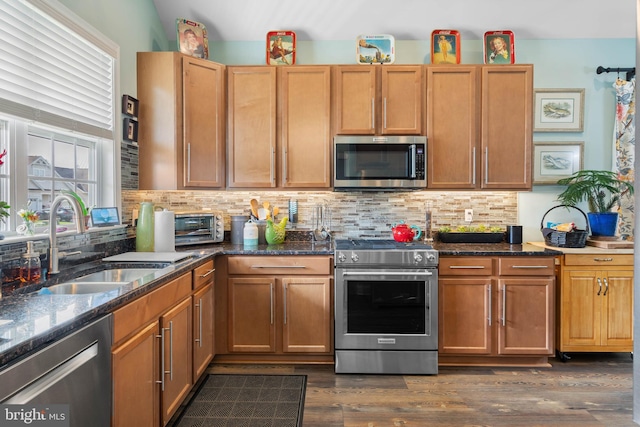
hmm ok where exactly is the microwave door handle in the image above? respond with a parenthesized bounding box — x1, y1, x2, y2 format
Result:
(410, 144, 417, 178)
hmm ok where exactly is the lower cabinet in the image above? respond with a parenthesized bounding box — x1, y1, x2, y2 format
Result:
(112, 259, 216, 427)
(557, 254, 633, 359)
(438, 256, 555, 366)
(215, 255, 333, 363)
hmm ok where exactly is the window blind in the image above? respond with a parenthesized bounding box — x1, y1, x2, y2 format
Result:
(0, 0, 114, 138)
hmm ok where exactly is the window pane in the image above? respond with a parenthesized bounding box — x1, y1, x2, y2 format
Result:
(54, 139, 75, 180)
(28, 134, 53, 178)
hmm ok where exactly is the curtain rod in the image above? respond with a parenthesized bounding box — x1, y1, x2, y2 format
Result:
(596, 66, 635, 80)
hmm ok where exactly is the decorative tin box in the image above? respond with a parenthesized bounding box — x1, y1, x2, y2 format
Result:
(267, 31, 296, 65)
(356, 34, 395, 64)
(431, 29, 460, 64)
(483, 30, 515, 64)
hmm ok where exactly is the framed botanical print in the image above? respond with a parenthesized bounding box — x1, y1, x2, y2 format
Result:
(483, 30, 515, 64)
(534, 88, 585, 132)
(533, 142, 584, 184)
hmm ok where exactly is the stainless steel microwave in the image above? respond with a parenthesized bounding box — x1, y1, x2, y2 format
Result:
(333, 135, 427, 190)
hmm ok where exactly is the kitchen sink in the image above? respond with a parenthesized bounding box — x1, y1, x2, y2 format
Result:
(43, 282, 126, 295)
(73, 268, 160, 283)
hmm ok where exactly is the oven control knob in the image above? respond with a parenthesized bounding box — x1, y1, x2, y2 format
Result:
(413, 253, 423, 263)
(426, 253, 437, 263)
(338, 252, 347, 263)
(351, 252, 359, 262)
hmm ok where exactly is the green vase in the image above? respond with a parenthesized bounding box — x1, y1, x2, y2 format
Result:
(136, 202, 154, 252)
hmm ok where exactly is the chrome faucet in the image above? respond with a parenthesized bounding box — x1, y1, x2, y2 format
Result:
(48, 194, 86, 274)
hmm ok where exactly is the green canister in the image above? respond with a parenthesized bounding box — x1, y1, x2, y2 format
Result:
(136, 202, 154, 252)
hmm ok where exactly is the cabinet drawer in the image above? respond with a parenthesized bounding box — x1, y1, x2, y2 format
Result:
(439, 257, 493, 276)
(228, 256, 331, 275)
(113, 272, 192, 344)
(193, 260, 215, 289)
(497, 257, 554, 276)
(564, 254, 634, 267)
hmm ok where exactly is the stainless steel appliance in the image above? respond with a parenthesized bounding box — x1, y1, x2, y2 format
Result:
(175, 211, 224, 246)
(334, 239, 438, 374)
(334, 135, 427, 190)
(0, 315, 112, 427)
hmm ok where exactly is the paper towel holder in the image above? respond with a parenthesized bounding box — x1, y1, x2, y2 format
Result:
(90, 207, 120, 227)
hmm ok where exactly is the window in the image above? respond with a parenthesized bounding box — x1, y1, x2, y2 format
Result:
(0, 0, 120, 234)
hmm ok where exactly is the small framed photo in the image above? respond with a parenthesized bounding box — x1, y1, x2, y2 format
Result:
(431, 30, 460, 64)
(356, 34, 395, 64)
(533, 142, 584, 185)
(121, 95, 138, 118)
(267, 31, 296, 65)
(176, 18, 209, 59)
(123, 117, 138, 143)
(483, 31, 515, 64)
(534, 88, 585, 132)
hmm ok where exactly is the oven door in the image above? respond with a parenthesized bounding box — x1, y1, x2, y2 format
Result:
(335, 268, 438, 350)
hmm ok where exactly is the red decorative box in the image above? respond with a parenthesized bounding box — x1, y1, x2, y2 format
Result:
(483, 30, 515, 64)
(431, 30, 460, 64)
(267, 31, 296, 65)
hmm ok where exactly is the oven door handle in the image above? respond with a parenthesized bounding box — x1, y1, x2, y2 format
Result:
(340, 270, 433, 277)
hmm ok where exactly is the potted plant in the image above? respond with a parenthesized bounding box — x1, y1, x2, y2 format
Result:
(555, 170, 634, 237)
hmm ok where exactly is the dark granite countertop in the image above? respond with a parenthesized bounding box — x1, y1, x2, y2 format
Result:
(0, 240, 333, 369)
(0, 239, 558, 369)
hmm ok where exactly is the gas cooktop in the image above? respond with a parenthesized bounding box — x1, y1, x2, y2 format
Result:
(335, 239, 434, 251)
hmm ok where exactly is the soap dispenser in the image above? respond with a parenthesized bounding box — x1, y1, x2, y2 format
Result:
(19, 241, 42, 283)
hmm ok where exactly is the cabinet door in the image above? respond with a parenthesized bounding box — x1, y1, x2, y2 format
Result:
(480, 65, 533, 189)
(439, 278, 492, 354)
(426, 65, 479, 188)
(281, 277, 332, 353)
(160, 297, 193, 426)
(227, 67, 277, 187)
(182, 57, 225, 188)
(193, 283, 214, 381)
(560, 270, 600, 347)
(333, 66, 376, 134)
(279, 66, 332, 188)
(601, 270, 633, 347)
(381, 66, 423, 134)
(228, 277, 276, 352)
(112, 321, 159, 427)
(497, 278, 554, 355)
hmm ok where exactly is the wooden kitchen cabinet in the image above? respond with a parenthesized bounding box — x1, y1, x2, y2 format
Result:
(215, 255, 334, 363)
(333, 65, 423, 135)
(557, 254, 633, 359)
(426, 64, 532, 190)
(137, 52, 225, 190)
(227, 66, 332, 188)
(439, 256, 555, 366)
(111, 271, 196, 427)
(192, 261, 215, 382)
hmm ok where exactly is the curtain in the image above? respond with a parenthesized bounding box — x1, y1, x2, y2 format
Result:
(613, 77, 635, 240)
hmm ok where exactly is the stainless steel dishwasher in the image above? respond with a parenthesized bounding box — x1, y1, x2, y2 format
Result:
(0, 315, 112, 427)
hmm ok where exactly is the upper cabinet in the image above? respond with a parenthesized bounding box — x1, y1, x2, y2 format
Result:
(227, 66, 332, 189)
(333, 66, 423, 135)
(137, 52, 225, 190)
(426, 64, 533, 190)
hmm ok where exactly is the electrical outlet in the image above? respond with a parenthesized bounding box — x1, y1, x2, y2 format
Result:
(464, 209, 473, 222)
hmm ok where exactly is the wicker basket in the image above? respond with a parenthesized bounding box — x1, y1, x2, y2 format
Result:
(540, 205, 589, 248)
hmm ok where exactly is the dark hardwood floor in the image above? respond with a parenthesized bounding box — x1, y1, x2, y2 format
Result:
(177, 352, 635, 427)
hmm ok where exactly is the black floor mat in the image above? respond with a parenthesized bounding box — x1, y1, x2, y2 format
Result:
(174, 374, 306, 427)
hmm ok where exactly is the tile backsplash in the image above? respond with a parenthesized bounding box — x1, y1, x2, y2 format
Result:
(123, 190, 518, 239)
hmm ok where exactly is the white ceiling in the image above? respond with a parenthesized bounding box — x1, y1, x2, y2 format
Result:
(153, 0, 636, 42)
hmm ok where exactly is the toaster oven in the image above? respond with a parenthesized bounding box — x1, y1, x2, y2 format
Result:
(175, 212, 224, 246)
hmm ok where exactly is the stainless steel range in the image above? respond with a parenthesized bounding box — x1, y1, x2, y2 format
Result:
(334, 239, 439, 375)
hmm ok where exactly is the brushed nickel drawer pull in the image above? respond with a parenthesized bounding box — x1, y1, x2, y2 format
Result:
(449, 265, 486, 269)
(603, 278, 609, 296)
(511, 265, 549, 269)
(597, 277, 603, 296)
(251, 265, 306, 269)
(199, 268, 215, 278)
(593, 258, 614, 262)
